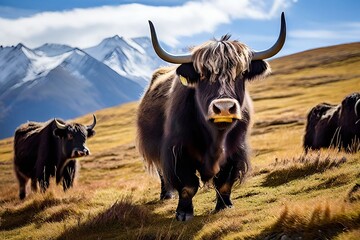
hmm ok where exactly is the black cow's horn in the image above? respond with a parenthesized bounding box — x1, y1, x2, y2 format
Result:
(55, 118, 66, 129)
(355, 99, 360, 117)
(148, 21, 192, 64)
(149, 12, 286, 63)
(87, 114, 97, 130)
(252, 12, 286, 60)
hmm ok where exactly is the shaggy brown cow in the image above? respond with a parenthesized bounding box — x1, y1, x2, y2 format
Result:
(14, 115, 96, 199)
(304, 92, 360, 153)
(137, 13, 286, 220)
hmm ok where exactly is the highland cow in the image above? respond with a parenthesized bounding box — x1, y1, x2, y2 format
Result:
(304, 93, 360, 152)
(137, 13, 286, 220)
(14, 115, 96, 199)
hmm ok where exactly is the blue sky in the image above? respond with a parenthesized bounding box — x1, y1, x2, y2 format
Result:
(0, 0, 359, 57)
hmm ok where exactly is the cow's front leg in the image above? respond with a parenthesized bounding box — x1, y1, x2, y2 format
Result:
(31, 177, 38, 192)
(158, 171, 174, 200)
(38, 167, 50, 193)
(214, 150, 249, 211)
(62, 160, 76, 191)
(162, 144, 199, 221)
(15, 168, 29, 200)
(175, 177, 199, 221)
(213, 162, 234, 211)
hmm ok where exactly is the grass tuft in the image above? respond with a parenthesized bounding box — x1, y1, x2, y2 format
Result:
(262, 153, 346, 187)
(347, 183, 360, 203)
(88, 195, 150, 227)
(259, 202, 360, 240)
(0, 191, 87, 231)
(1, 192, 62, 230)
(58, 195, 154, 239)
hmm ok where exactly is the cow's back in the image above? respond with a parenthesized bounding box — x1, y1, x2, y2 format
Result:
(14, 121, 48, 176)
(137, 66, 175, 169)
(14, 121, 43, 155)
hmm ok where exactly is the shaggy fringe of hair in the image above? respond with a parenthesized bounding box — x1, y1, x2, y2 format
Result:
(191, 34, 252, 83)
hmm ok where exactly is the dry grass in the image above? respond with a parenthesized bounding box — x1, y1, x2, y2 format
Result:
(0, 42, 360, 239)
(258, 201, 360, 240)
(59, 195, 153, 239)
(262, 153, 347, 187)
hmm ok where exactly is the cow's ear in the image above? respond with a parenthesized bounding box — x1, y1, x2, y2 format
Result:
(53, 128, 66, 138)
(243, 60, 271, 81)
(176, 62, 200, 87)
(87, 129, 96, 138)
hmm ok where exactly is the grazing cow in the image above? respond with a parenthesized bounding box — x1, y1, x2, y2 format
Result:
(137, 13, 286, 220)
(14, 115, 96, 199)
(304, 92, 360, 153)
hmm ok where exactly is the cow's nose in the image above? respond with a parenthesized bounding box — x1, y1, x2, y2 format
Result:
(71, 147, 90, 158)
(208, 98, 241, 123)
(212, 100, 237, 115)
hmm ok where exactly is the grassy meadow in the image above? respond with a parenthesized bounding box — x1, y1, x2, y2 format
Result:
(0, 42, 360, 239)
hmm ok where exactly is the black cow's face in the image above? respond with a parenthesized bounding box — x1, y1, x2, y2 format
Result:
(176, 60, 269, 130)
(53, 119, 96, 159)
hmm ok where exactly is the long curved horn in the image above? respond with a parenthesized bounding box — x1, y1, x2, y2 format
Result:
(55, 118, 66, 129)
(87, 114, 97, 130)
(355, 99, 360, 117)
(253, 12, 286, 60)
(148, 21, 192, 64)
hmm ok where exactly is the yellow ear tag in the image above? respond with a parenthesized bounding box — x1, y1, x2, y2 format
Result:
(179, 75, 188, 86)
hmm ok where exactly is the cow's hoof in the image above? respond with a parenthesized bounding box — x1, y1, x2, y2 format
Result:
(214, 204, 233, 213)
(175, 211, 194, 221)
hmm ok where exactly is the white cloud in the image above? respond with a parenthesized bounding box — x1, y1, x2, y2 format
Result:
(0, 0, 291, 48)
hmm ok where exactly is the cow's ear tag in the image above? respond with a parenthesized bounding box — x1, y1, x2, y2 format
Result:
(179, 75, 188, 86)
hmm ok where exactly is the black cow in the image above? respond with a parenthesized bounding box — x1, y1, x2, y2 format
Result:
(304, 92, 360, 153)
(137, 13, 286, 220)
(14, 115, 96, 199)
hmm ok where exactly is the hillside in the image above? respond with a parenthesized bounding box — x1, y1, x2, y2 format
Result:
(0, 42, 360, 239)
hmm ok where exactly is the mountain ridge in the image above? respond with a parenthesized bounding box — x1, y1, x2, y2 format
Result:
(0, 35, 163, 138)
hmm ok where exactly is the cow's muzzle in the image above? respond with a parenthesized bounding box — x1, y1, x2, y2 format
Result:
(71, 147, 90, 158)
(208, 98, 241, 124)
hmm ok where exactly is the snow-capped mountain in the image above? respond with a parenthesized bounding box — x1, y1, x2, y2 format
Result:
(34, 43, 74, 57)
(85, 35, 168, 87)
(0, 44, 31, 94)
(0, 36, 165, 138)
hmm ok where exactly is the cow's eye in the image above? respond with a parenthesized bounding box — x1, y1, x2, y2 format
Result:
(67, 133, 73, 140)
(179, 75, 189, 86)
